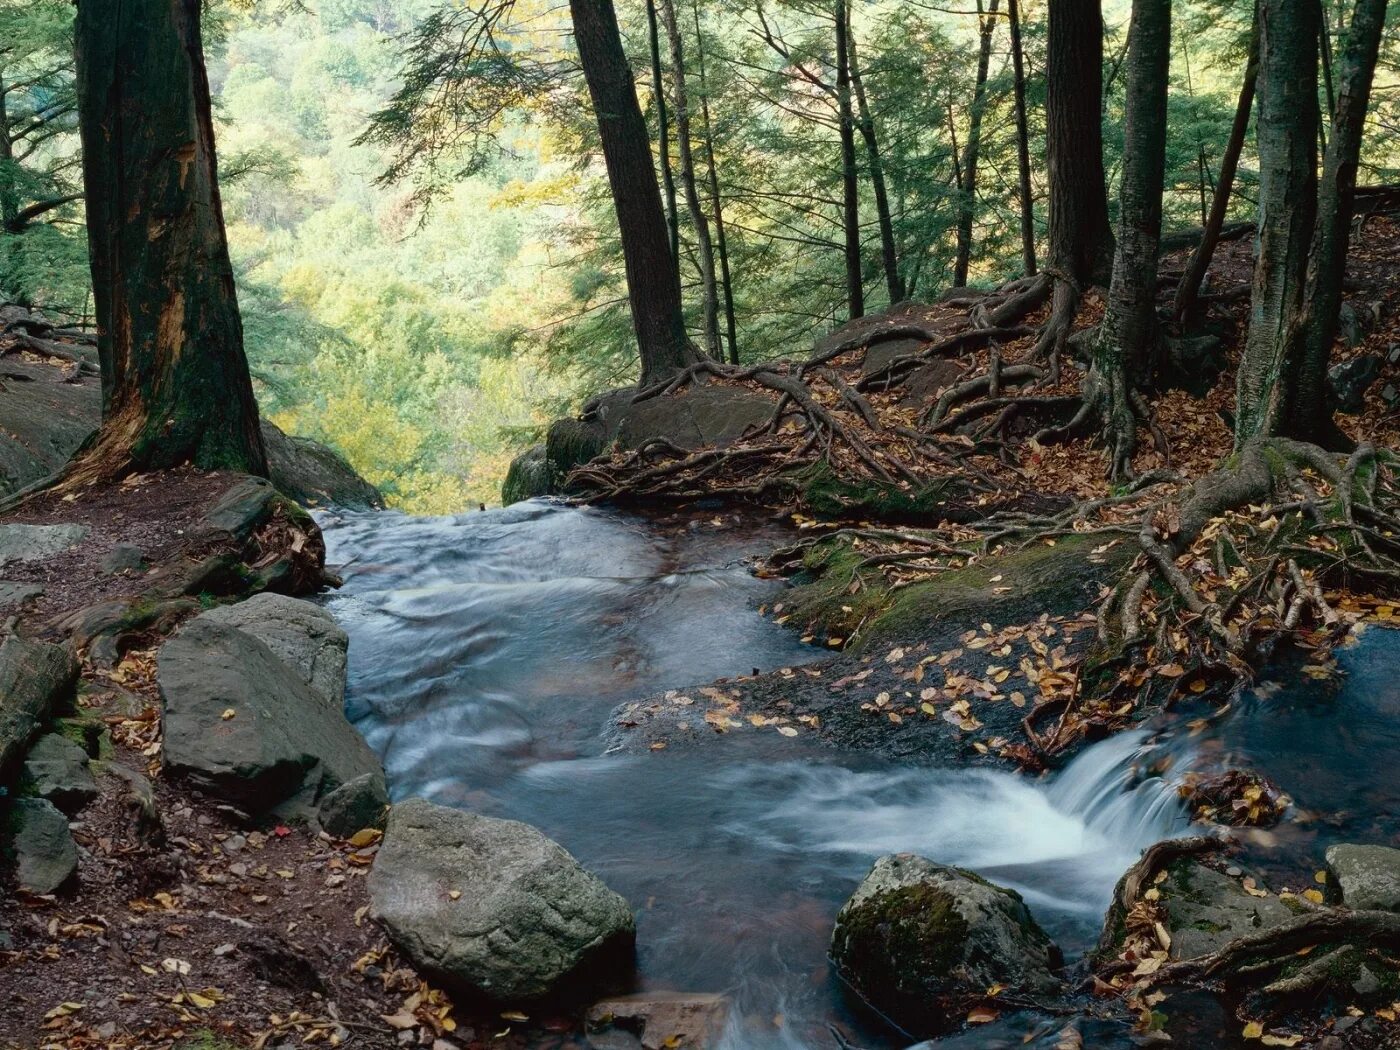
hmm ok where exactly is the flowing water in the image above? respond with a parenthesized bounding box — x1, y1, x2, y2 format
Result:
(317, 501, 1197, 1047)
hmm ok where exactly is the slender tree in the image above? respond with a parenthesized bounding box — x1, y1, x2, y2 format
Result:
(645, 0, 680, 264)
(1007, 0, 1037, 277)
(658, 0, 721, 357)
(834, 0, 864, 320)
(953, 0, 1000, 289)
(1085, 0, 1173, 479)
(72, 0, 266, 479)
(1040, 0, 1114, 354)
(848, 22, 904, 304)
(1173, 8, 1258, 324)
(690, 0, 739, 363)
(571, 0, 700, 387)
(1236, 0, 1387, 446)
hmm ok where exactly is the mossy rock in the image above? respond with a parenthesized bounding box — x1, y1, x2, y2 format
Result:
(831, 854, 1061, 1037)
(502, 444, 553, 505)
(795, 460, 973, 522)
(50, 716, 112, 761)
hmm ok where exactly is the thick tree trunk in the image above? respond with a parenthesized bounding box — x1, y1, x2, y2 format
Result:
(953, 0, 1000, 289)
(848, 24, 904, 305)
(690, 0, 739, 364)
(1008, 0, 1037, 277)
(834, 0, 864, 320)
(571, 0, 699, 387)
(1090, 0, 1172, 480)
(1173, 11, 1257, 324)
(658, 0, 720, 358)
(1293, 0, 1388, 441)
(645, 0, 680, 264)
(1046, 0, 1115, 288)
(1234, 0, 1320, 445)
(73, 0, 267, 479)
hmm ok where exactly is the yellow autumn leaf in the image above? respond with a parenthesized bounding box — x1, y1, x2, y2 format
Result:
(1242, 1020, 1264, 1039)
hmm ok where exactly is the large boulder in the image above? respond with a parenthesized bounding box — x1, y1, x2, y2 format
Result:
(501, 444, 552, 506)
(830, 854, 1061, 1037)
(1326, 844, 1400, 912)
(21, 734, 98, 815)
(0, 635, 78, 778)
(1149, 858, 1292, 961)
(197, 593, 348, 704)
(7, 797, 78, 893)
(157, 619, 379, 813)
(369, 797, 636, 1003)
(261, 419, 383, 511)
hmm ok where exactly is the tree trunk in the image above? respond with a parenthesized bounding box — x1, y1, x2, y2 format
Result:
(848, 22, 904, 305)
(571, 0, 699, 388)
(645, 0, 680, 264)
(658, 0, 720, 358)
(1008, 0, 1037, 276)
(0, 79, 18, 232)
(73, 0, 267, 479)
(1046, 0, 1115, 288)
(1292, 0, 1388, 442)
(1173, 9, 1258, 324)
(690, 0, 739, 364)
(834, 0, 864, 320)
(1234, 0, 1320, 445)
(1089, 0, 1172, 480)
(953, 0, 1000, 289)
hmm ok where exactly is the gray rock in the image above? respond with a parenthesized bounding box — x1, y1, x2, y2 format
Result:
(0, 581, 43, 610)
(99, 544, 147, 575)
(1328, 353, 1383, 414)
(261, 419, 383, 511)
(1326, 844, 1400, 912)
(21, 734, 98, 815)
(202, 477, 280, 539)
(8, 797, 78, 893)
(0, 523, 88, 569)
(101, 762, 162, 844)
(502, 444, 552, 505)
(1156, 860, 1292, 960)
(318, 771, 390, 838)
(0, 635, 78, 777)
(830, 854, 1062, 1037)
(585, 992, 731, 1050)
(369, 797, 636, 1002)
(158, 619, 379, 813)
(197, 593, 349, 704)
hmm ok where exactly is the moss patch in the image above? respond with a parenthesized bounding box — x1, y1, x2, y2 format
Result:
(795, 461, 971, 521)
(834, 883, 970, 996)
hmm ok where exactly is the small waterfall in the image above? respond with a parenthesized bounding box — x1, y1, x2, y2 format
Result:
(1047, 729, 1191, 847)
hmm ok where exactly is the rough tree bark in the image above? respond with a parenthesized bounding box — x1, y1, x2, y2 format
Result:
(690, 0, 739, 364)
(848, 22, 904, 305)
(658, 0, 720, 358)
(953, 0, 1001, 289)
(834, 0, 865, 320)
(1085, 0, 1172, 480)
(645, 0, 680, 263)
(1008, 0, 1037, 276)
(73, 0, 267, 479)
(1039, 0, 1115, 356)
(571, 0, 700, 387)
(1173, 9, 1257, 324)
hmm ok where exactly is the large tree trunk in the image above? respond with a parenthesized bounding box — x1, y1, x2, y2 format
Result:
(1088, 0, 1172, 480)
(690, 0, 739, 364)
(73, 0, 267, 479)
(848, 23, 904, 305)
(1173, 9, 1258, 324)
(571, 0, 699, 388)
(953, 0, 1000, 289)
(1008, 0, 1037, 277)
(645, 0, 680, 264)
(658, 0, 720, 358)
(1040, 0, 1115, 356)
(1234, 0, 1321, 446)
(834, 0, 864, 320)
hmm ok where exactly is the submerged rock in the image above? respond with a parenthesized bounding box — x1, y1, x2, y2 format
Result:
(1326, 843, 1400, 913)
(197, 593, 349, 704)
(8, 797, 78, 893)
(830, 854, 1061, 1037)
(369, 797, 636, 1003)
(158, 619, 379, 813)
(21, 734, 98, 815)
(585, 992, 731, 1050)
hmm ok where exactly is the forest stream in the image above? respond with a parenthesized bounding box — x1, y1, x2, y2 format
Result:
(315, 501, 1400, 1049)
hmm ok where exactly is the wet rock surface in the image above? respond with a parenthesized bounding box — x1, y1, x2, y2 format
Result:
(830, 853, 1062, 1037)
(369, 797, 636, 1003)
(584, 992, 731, 1050)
